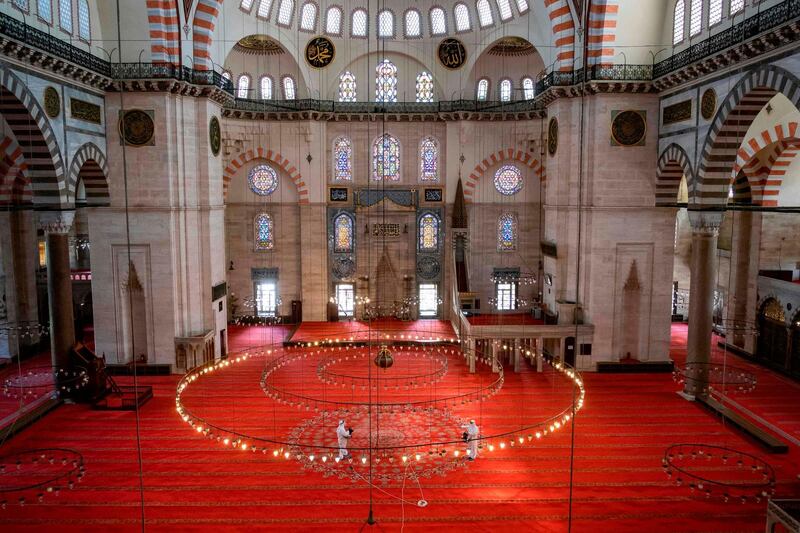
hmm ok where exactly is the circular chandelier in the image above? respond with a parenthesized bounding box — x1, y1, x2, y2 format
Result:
(0, 322, 47, 339)
(3, 366, 89, 401)
(0, 448, 85, 508)
(673, 362, 757, 395)
(490, 271, 537, 285)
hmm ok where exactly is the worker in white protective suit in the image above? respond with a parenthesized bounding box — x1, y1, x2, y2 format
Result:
(462, 420, 480, 460)
(336, 420, 352, 460)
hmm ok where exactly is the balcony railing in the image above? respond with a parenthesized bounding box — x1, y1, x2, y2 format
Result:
(226, 97, 544, 114)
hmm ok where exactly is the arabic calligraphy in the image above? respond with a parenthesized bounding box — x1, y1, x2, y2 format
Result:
(438, 38, 466, 70)
(305, 36, 335, 69)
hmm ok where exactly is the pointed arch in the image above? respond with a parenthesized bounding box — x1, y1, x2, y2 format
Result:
(463, 147, 543, 203)
(223, 147, 309, 203)
(192, 0, 222, 70)
(543, 0, 576, 72)
(0, 135, 31, 205)
(655, 143, 694, 206)
(67, 142, 110, 207)
(147, 0, 180, 64)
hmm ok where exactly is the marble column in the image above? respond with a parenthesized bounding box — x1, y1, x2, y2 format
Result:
(467, 337, 476, 373)
(513, 338, 521, 373)
(40, 211, 76, 370)
(683, 210, 723, 399)
(536, 337, 544, 372)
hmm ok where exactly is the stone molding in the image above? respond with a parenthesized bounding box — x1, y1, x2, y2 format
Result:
(687, 210, 723, 235)
(38, 210, 75, 234)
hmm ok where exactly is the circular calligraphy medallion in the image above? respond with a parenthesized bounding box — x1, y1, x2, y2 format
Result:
(611, 110, 646, 147)
(332, 257, 356, 279)
(119, 110, 154, 147)
(547, 117, 558, 156)
(701, 88, 717, 121)
(43, 87, 60, 118)
(438, 38, 467, 70)
(305, 36, 335, 69)
(209, 116, 221, 157)
(417, 256, 441, 280)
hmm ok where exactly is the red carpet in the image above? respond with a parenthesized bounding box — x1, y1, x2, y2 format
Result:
(0, 323, 798, 531)
(289, 319, 456, 343)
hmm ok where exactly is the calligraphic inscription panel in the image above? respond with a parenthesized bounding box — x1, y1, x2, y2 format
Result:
(329, 187, 349, 202)
(424, 188, 443, 202)
(438, 38, 467, 70)
(372, 223, 400, 237)
(71, 98, 102, 124)
(305, 36, 335, 69)
(662, 100, 692, 125)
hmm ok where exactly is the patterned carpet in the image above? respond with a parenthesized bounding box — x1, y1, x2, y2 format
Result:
(0, 324, 798, 532)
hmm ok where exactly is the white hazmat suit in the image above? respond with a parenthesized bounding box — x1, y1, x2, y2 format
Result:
(336, 420, 351, 460)
(462, 420, 479, 460)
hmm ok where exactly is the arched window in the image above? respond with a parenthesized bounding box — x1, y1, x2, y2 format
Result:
(522, 77, 534, 100)
(476, 0, 493, 27)
(673, 0, 685, 44)
(499, 79, 512, 102)
(494, 164, 523, 195)
(497, 213, 518, 251)
(38, 0, 52, 23)
(333, 213, 354, 253)
(496, 0, 513, 20)
(375, 59, 398, 103)
(257, 0, 273, 18)
(77, 0, 90, 40)
(689, 0, 702, 36)
(325, 6, 342, 34)
(418, 214, 439, 251)
(249, 164, 279, 195)
(254, 213, 274, 251)
(351, 8, 368, 37)
(430, 7, 446, 35)
(372, 134, 400, 181)
(378, 9, 394, 37)
(454, 3, 471, 31)
(240, 0, 254, 10)
(333, 137, 353, 181)
(237, 74, 251, 98)
(419, 136, 439, 182)
(282, 76, 296, 100)
(416, 72, 434, 103)
(260, 76, 273, 99)
(299, 1, 317, 31)
(276, 0, 294, 26)
(730, 0, 744, 15)
(515, 0, 529, 14)
(476, 78, 489, 100)
(709, 0, 722, 25)
(59, 0, 72, 32)
(338, 71, 357, 102)
(404, 9, 421, 37)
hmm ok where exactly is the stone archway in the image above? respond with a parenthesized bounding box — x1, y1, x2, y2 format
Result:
(463, 147, 543, 203)
(67, 143, 110, 207)
(656, 143, 694, 206)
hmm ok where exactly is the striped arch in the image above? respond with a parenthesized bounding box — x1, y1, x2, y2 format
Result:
(223, 147, 309, 204)
(67, 143, 110, 207)
(0, 135, 31, 205)
(768, 144, 800, 206)
(463, 148, 544, 203)
(730, 121, 799, 206)
(695, 65, 800, 207)
(655, 144, 693, 206)
(544, 0, 576, 72)
(0, 69, 66, 207)
(193, 0, 222, 70)
(587, 0, 618, 67)
(147, 0, 181, 64)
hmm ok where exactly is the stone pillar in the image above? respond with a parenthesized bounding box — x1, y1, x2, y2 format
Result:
(536, 337, 544, 372)
(300, 204, 327, 321)
(513, 338, 521, 373)
(559, 337, 566, 363)
(727, 211, 761, 352)
(40, 212, 76, 369)
(683, 211, 723, 399)
(467, 337, 476, 373)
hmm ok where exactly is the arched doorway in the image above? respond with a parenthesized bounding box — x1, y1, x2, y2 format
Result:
(757, 298, 788, 369)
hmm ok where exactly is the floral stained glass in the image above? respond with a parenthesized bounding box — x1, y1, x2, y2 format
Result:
(419, 214, 438, 250)
(375, 60, 398, 103)
(416, 72, 434, 102)
(498, 213, 517, 251)
(339, 71, 357, 102)
(333, 137, 352, 181)
(494, 164, 523, 195)
(373, 134, 400, 181)
(249, 164, 279, 195)
(255, 213, 274, 251)
(419, 137, 439, 181)
(334, 214, 353, 253)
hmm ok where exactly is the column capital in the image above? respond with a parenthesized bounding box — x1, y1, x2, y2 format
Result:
(687, 210, 723, 235)
(38, 211, 75, 234)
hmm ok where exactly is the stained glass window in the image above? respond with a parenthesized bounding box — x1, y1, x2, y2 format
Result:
(38, 0, 52, 23)
(375, 59, 398, 103)
(515, 0, 529, 14)
(416, 72, 434, 102)
(499, 79, 512, 101)
(77, 0, 90, 40)
(325, 6, 342, 34)
(351, 8, 367, 37)
(333, 137, 353, 181)
(430, 7, 446, 35)
(255, 213, 274, 251)
(454, 3, 471, 31)
(730, 0, 744, 15)
(237, 74, 251, 98)
(372, 134, 400, 181)
(477, 0, 493, 27)
(283, 76, 296, 99)
(249, 164, 279, 195)
(709, 0, 722, 25)
(477, 78, 489, 100)
(405, 9, 421, 37)
(378, 10, 394, 37)
(299, 1, 317, 30)
(689, 0, 702, 36)
(257, 0, 273, 18)
(498, 213, 517, 251)
(494, 164, 523, 195)
(59, 0, 72, 32)
(419, 214, 439, 250)
(522, 77, 534, 100)
(260, 76, 273, 99)
(334, 214, 353, 253)
(276, 0, 294, 26)
(419, 137, 439, 181)
(496, 0, 513, 20)
(338, 71, 357, 102)
(673, 0, 685, 44)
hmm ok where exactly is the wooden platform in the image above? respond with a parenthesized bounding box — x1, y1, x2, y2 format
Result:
(93, 385, 153, 411)
(697, 395, 789, 453)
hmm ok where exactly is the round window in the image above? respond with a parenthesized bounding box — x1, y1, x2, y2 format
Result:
(493, 165, 523, 196)
(248, 164, 279, 196)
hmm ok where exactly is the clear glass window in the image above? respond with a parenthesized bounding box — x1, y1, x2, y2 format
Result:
(522, 77, 534, 100)
(299, 1, 317, 30)
(258, 0, 273, 18)
(283, 76, 296, 100)
(237, 74, 251, 98)
(454, 3, 471, 31)
(260, 76, 273, 99)
(325, 6, 342, 34)
(499, 79, 512, 101)
(496, 0, 513, 20)
(378, 10, 394, 37)
(336, 284, 355, 317)
(730, 0, 744, 15)
(59, 0, 72, 32)
(255, 281, 277, 316)
(352, 9, 368, 36)
(276, 0, 294, 25)
(405, 9, 421, 36)
(77, 0, 90, 40)
(430, 7, 446, 35)
(689, 0, 702, 36)
(477, 78, 489, 100)
(496, 282, 517, 310)
(709, 0, 722, 25)
(38, 0, 52, 23)
(419, 284, 438, 317)
(477, 0, 493, 27)
(673, 0, 685, 44)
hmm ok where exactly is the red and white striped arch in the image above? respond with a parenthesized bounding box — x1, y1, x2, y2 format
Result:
(544, 0, 576, 71)
(463, 147, 544, 203)
(587, 0, 618, 67)
(733, 121, 799, 207)
(223, 147, 309, 203)
(147, 0, 181, 64)
(0, 135, 32, 205)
